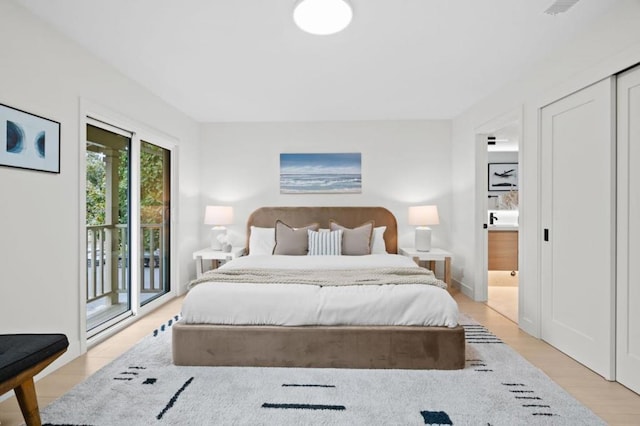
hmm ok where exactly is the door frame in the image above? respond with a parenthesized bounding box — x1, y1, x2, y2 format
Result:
(474, 108, 523, 305)
(79, 99, 179, 351)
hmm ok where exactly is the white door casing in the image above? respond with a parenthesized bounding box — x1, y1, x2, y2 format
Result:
(540, 77, 615, 380)
(616, 65, 640, 393)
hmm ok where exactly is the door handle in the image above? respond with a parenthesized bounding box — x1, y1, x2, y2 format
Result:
(544, 228, 549, 242)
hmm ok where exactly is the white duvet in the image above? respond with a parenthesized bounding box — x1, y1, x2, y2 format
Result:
(181, 254, 459, 327)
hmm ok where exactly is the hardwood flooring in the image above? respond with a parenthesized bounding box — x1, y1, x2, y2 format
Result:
(0, 293, 638, 425)
(456, 292, 640, 425)
(487, 270, 519, 323)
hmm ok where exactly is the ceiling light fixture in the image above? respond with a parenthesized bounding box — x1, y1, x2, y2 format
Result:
(293, 0, 353, 36)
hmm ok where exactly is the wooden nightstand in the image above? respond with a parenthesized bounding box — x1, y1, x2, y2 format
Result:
(193, 246, 245, 278)
(399, 247, 452, 287)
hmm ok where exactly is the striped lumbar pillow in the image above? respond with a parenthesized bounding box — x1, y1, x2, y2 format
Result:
(307, 229, 343, 255)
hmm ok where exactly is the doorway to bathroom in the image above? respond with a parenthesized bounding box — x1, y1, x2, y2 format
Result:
(475, 111, 521, 324)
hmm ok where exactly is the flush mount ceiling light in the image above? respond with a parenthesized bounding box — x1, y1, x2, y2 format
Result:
(293, 0, 353, 35)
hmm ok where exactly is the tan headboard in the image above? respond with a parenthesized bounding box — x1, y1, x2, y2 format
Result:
(246, 206, 398, 254)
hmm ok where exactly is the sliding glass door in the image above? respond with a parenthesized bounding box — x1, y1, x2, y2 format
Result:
(85, 123, 132, 333)
(85, 119, 172, 336)
(139, 140, 170, 306)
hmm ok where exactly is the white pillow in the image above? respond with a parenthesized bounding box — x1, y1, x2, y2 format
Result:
(248, 226, 275, 255)
(250, 225, 386, 255)
(370, 226, 387, 254)
(308, 229, 342, 256)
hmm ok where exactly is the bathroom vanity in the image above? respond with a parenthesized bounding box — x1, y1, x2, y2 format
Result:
(488, 227, 518, 271)
(487, 210, 518, 272)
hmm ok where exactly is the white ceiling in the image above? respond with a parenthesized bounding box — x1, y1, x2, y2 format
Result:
(16, 0, 619, 123)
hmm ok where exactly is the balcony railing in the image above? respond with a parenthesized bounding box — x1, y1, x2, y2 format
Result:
(86, 224, 165, 305)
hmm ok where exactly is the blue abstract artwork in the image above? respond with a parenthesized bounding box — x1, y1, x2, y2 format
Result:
(1, 103, 60, 173)
(280, 153, 362, 194)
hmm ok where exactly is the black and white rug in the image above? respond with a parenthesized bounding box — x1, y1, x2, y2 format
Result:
(41, 316, 604, 425)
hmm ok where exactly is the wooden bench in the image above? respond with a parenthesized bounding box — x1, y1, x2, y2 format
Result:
(0, 334, 69, 426)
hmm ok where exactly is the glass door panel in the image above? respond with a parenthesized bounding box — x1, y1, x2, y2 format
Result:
(85, 123, 131, 333)
(139, 140, 170, 305)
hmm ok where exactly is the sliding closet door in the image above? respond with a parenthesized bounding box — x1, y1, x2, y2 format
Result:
(617, 65, 640, 393)
(540, 78, 615, 379)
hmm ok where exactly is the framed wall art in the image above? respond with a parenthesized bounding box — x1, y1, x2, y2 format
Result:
(280, 153, 362, 194)
(488, 162, 518, 191)
(0, 103, 60, 173)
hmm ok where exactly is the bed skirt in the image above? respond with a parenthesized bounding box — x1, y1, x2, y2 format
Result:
(172, 322, 465, 370)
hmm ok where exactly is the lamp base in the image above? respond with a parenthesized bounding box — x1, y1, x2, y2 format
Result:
(415, 227, 432, 252)
(210, 226, 227, 250)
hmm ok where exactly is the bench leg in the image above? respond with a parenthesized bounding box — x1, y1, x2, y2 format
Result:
(15, 378, 41, 426)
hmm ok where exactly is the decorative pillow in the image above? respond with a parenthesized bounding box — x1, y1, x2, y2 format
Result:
(273, 220, 319, 255)
(248, 226, 275, 256)
(308, 229, 343, 256)
(370, 226, 387, 254)
(329, 220, 374, 255)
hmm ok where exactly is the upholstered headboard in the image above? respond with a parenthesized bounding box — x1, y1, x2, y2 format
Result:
(246, 206, 398, 254)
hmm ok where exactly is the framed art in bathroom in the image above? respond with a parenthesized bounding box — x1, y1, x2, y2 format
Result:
(0, 103, 61, 173)
(488, 162, 518, 191)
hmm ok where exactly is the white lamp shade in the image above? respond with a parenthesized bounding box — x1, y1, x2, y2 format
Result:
(293, 0, 353, 35)
(408, 205, 439, 226)
(204, 206, 233, 226)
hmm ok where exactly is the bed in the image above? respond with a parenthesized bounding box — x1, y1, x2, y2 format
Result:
(173, 207, 465, 370)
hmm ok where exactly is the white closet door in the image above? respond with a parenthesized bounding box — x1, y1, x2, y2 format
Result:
(617, 65, 640, 393)
(540, 78, 615, 380)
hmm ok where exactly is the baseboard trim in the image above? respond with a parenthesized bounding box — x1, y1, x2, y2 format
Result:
(454, 279, 474, 299)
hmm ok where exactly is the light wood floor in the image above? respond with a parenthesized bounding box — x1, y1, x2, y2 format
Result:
(487, 270, 519, 323)
(1, 293, 639, 425)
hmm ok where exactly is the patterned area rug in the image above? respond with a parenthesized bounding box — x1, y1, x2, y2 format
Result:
(40, 316, 604, 425)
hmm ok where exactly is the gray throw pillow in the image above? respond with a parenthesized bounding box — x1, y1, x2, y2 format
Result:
(329, 220, 374, 255)
(273, 220, 319, 255)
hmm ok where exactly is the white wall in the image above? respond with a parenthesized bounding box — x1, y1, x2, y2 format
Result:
(0, 1, 201, 371)
(487, 151, 518, 163)
(199, 120, 452, 270)
(450, 0, 640, 336)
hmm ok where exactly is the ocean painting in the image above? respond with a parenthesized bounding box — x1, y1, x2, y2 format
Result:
(280, 153, 362, 194)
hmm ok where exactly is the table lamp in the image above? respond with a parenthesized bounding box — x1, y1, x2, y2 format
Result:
(408, 205, 439, 252)
(204, 205, 233, 250)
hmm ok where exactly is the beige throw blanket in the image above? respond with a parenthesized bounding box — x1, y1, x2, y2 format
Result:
(189, 267, 447, 290)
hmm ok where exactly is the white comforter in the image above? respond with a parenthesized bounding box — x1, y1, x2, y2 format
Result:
(181, 254, 459, 327)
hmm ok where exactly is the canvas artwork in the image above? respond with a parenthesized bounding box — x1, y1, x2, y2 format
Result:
(280, 153, 362, 194)
(488, 163, 518, 191)
(0, 103, 60, 173)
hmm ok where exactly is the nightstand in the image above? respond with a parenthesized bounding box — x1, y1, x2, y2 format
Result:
(399, 247, 452, 287)
(193, 246, 245, 278)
